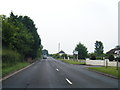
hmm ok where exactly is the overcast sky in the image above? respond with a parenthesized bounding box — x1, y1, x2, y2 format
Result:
(0, 0, 119, 54)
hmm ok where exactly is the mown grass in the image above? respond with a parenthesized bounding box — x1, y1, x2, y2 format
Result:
(57, 59, 86, 65)
(88, 66, 120, 77)
(2, 62, 30, 77)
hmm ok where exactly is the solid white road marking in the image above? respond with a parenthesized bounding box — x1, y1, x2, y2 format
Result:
(56, 69, 59, 72)
(0, 62, 35, 81)
(66, 78, 72, 85)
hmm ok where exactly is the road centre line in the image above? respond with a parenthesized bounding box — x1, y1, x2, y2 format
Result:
(56, 68, 59, 72)
(66, 78, 72, 85)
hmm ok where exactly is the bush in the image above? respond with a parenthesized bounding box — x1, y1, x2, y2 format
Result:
(96, 57, 103, 60)
(61, 54, 68, 59)
(108, 54, 114, 61)
(90, 55, 96, 60)
(89, 53, 96, 60)
(2, 49, 21, 67)
(51, 53, 60, 59)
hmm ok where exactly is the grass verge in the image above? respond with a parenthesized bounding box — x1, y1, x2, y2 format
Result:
(2, 62, 30, 77)
(57, 59, 86, 65)
(88, 66, 120, 78)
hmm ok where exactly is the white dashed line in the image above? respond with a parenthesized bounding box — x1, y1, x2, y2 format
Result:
(56, 69, 59, 72)
(66, 78, 72, 85)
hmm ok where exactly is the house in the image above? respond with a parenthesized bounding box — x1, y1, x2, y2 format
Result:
(58, 50, 65, 56)
(106, 47, 120, 58)
(106, 48, 120, 54)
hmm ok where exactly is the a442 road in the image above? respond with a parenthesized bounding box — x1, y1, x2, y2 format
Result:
(2, 57, 118, 88)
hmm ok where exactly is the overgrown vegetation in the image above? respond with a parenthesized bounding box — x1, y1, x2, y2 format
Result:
(2, 12, 42, 60)
(2, 12, 42, 76)
(2, 49, 21, 68)
(2, 62, 30, 77)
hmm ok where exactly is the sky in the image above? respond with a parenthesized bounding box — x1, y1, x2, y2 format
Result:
(0, 0, 119, 54)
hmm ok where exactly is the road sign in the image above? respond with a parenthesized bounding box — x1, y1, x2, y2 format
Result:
(73, 50, 78, 54)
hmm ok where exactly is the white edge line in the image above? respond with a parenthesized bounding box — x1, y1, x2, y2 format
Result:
(0, 62, 35, 81)
(66, 78, 72, 85)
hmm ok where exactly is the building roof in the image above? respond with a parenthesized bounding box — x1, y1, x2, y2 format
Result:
(106, 48, 120, 54)
(59, 50, 65, 54)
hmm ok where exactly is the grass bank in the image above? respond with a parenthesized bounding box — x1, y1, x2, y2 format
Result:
(2, 62, 30, 77)
(57, 59, 86, 65)
(88, 66, 120, 78)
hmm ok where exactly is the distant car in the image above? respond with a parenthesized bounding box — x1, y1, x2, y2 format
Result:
(43, 55, 47, 59)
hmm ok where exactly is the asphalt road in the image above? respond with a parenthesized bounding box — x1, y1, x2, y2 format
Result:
(2, 57, 118, 88)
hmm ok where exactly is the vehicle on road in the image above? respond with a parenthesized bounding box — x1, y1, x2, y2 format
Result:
(43, 55, 47, 59)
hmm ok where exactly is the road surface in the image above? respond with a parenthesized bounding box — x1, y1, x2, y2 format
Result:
(2, 57, 118, 88)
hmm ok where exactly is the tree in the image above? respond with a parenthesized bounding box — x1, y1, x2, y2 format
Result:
(37, 45, 43, 58)
(75, 42, 88, 59)
(2, 12, 42, 63)
(19, 15, 41, 58)
(94, 41, 104, 56)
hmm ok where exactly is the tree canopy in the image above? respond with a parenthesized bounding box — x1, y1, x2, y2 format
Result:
(75, 42, 88, 59)
(2, 12, 42, 62)
(94, 41, 104, 55)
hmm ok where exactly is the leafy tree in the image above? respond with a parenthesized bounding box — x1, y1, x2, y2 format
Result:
(94, 41, 104, 56)
(37, 45, 43, 58)
(75, 42, 88, 59)
(19, 15, 41, 58)
(2, 12, 42, 63)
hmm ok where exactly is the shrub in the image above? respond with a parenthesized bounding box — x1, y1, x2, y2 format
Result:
(90, 55, 96, 60)
(96, 57, 103, 60)
(67, 55, 73, 59)
(89, 53, 96, 60)
(108, 54, 114, 61)
(51, 53, 60, 59)
(61, 54, 68, 59)
(2, 48, 21, 67)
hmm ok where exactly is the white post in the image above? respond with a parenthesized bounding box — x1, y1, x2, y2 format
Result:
(68, 57, 69, 60)
(77, 54, 78, 62)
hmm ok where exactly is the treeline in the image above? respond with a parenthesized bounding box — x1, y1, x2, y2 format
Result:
(2, 12, 42, 66)
(51, 41, 120, 61)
